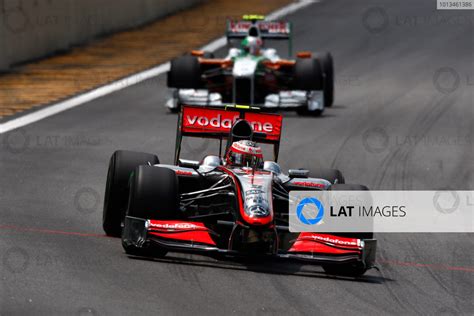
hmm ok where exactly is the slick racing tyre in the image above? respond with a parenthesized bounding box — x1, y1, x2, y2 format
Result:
(123, 166, 178, 256)
(323, 183, 373, 277)
(295, 58, 324, 116)
(327, 184, 373, 239)
(314, 52, 334, 107)
(309, 167, 345, 185)
(103, 150, 159, 237)
(167, 55, 201, 89)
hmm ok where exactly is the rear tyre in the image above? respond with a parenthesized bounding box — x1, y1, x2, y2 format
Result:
(167, 55, 201, 89)
(103, 151, 159, 237)
(123, 166, 179, 256)
(308, 168, 345, 185)
(314, 52, 334, 107)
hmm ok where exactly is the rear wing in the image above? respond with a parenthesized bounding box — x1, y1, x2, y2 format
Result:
(226, 18, 293, 55)
(174, 106, 283, 164)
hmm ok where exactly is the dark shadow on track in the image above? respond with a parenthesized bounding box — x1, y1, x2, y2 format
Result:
(127, 253, 392, 284)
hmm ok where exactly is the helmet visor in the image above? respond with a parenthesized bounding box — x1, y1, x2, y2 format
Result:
(229, 152, 262, 168)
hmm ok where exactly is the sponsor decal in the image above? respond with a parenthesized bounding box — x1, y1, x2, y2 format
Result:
(149, 222, 202, 231)
(228, 21, 290, 34)
(174, 169, 195, 176)
(148, 221, 216, 245)
(245, 112, 282, 140)
(305, 234, 360, 247)
(181, 107, 282, 141)
(292, 181, 326, 188)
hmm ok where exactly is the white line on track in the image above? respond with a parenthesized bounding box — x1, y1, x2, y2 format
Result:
(0, 0, 318, 134)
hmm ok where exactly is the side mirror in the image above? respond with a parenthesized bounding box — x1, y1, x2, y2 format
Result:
(296, 51, 312, 59)
(288, 169, 309, 178)
(263, 161, 282, 175)
(178, 159, 200, 169)
(191, 50, 205, 57)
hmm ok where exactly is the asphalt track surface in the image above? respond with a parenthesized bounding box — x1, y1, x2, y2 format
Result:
(1, 0, 473, 314)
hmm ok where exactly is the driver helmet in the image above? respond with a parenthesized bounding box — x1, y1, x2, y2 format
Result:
(226, 140, 263, 168)
(241, 36, 263, 56)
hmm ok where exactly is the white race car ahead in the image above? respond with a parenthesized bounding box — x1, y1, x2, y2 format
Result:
(166, 15, 334, 116)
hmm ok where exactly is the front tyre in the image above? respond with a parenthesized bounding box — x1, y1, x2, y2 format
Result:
(294, 58, 324, 91)
(122, 166, 179, 256)
(294, 58, 324, 116)
(103, 150, 159, 237)
(323, 183, 374, 277)
(167, 55, 201, 89)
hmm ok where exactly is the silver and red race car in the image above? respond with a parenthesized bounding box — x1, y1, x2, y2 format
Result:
(103, 106, 376, 277)
(166, 15, 334, 116)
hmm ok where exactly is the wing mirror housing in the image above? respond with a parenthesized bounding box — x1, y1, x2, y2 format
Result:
(288, 169, 309, 178)
(296, 51, 312, 59)
(178, 159, 200, 169)
(191, 50, 205, 57)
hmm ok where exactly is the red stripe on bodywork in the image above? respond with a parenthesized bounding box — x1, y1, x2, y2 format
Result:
(148, 220, 216, 246)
